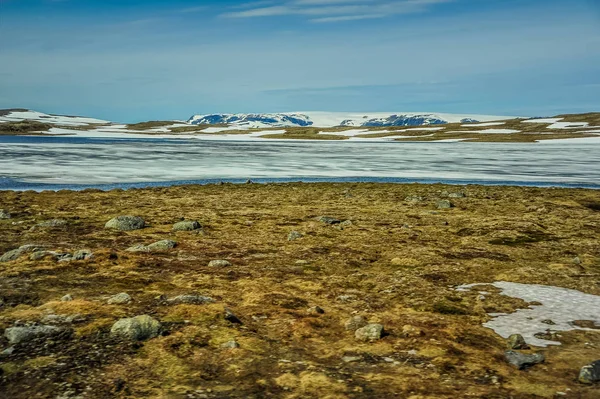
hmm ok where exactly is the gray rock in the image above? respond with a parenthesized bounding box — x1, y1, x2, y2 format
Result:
(73, 249, 93, 261)
(32, 219, 68, 229)
(110, 315, 161, 341)
(127, 240, 177, 253)
(405, 196, 424, 203)
(61, 294, 74, 302)
(166, 295, 214, 305)
(105, 216, 146, 231)
(448, 192, 466, 198)
(0, 346, 15, 357)
(573, 256, 582, 265)
(0, 209, 11, 219)
(355, 323, 384, 342)
(173, 220, 202, 232)
(0, 244, 43, 262)
(344, 316, 368, 331)
(41, 314, 84, 325)
(107, 293, 132, 305)
(504, 350, 545, 370)
(437, 200, 454, 209)
(288, 231, 303, 241)
(507, 334, 529, 350)
(208, 259, 232, 268)
(4, 325, 68, 345)
(30, 250, 59, 261)
(221, 340, 240, 349)
(317, 216, 341, 225)
(579, 360, 600, 384)
(336, 220, 353, 230)
(336, 295, 357, 303)
(342, 356, 362, 363)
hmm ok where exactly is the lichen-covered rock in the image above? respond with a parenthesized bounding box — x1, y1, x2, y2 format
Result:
(344, 316, 368, 331)
(61, 294, 73, 302)
(172, 220, 202, 232)
(507, 334, 529, 350)
(437, 200, 454, 209)
(110, 315, 161, 341)
(73, 249, 93, 261)
(221, 340, 240, 349)
(105, 216, 145, 231)
(4, 325, 69, 345)
(0, 209, 11, 219)
(317, 216, 341, 225)
(448, 192, 467, 198)
(31, 219, 68, 230)
(579, 360, 600, 384)
(504, 350, 545, 370)
(355, 323, 384, 342)
(287, 231, 303, 241)
(208, 259, 232, 268)
(107, 293, 132, 305)
(127, 240, 177, 253)
(0, 244, 43, 262)
(166, 295, 214, 305)
(405, 196, 424, 203)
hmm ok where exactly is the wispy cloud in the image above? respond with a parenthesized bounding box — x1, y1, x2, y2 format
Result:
(221, 0, 454, 22)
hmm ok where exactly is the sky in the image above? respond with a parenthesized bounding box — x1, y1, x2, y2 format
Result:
(0, 0, 599, 122)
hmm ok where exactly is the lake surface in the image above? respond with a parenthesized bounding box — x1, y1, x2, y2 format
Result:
(1, 135, 599, 190)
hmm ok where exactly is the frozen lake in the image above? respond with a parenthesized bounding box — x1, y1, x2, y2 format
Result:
(0, 135, 599, 190)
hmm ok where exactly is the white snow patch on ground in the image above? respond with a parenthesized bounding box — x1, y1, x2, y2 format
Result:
(201, 126, 251, 133)
(537, 136, 600, 144)
(446, 129, 521, 134)
(522, 118, 563, 124)
(547, 122, 590, 129)
(456, 282, 600, 347)
(461, 122, 506, 127)
(320, 129, 390, 137)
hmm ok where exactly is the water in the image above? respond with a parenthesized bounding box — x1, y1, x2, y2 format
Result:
(0, 135, 599, 191)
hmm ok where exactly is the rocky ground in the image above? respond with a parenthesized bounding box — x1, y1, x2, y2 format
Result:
(0, 183, 599, 398)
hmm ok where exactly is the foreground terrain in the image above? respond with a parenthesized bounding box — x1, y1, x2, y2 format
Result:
(0, 183, 599, 398)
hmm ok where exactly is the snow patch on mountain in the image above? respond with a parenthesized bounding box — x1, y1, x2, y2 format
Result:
(0, 109, 109, 126)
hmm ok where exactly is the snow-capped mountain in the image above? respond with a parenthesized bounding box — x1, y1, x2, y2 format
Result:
(0, 109, 109, 126)
(187, 112, 515, 128)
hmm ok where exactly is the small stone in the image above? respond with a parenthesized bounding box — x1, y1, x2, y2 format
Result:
(336, 295, 356, 303)
(107, 293, 132, 305)
(73, 249, 93, 261)
(110, 315, 161, 341)
(61, 294, 74, 302)
(208, 259, 232, 268)
(4, 325, 69, 345)
(287, 231, 303, 241)
(355, 323, 384, 342)
(173, 220, 202, 232)
(224, 308, 242, 324)
(345, 316, 368, 331)
(507, 334, 529, 350)
(405, 196, 424, 203)
(0, 209, 11, 219)
(105, 216, 146, 231)
(317, 216, 341, 225)
(336, 220, 353, 230)
(504, 350, 545, 370)
(221, 340, 240, 349)
(572, 256, 582, 265)
(308, 306, 325, 315)
(437, 200, 454, 209)
(166, 295, 214, 305)
(578, 360, 600, 384)
(295, 260, 309, 265)
(342, 356, 362, 363)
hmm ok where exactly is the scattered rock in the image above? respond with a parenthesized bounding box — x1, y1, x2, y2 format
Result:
(73, 249, 93, 261)
(105, 215, 146, 231)
(405, 196, 424, 203)
(504, 350, 545, 370)
(208, 259, 232, 268)
(0, 209, 11, 219)
(30, 250, 59, 261)
(401, 325, 424, 338)
(342, 356, 362, 363)
(31, 219, 68, 230)
(0, 244, 43, 262)
(345, 316, 368, 331)
(61, 294, 74, 302)
(308, 306, 325, 315)
(295, 260, 309, 265)
(107, 293, 132, 305)
(507, 334, 529, 350)
(4, 325, 69, 345)
(437, 200, 454, 209)
(448, 192, 467, 198)
(224, 308, 242, 324)
(317, 216, 341, 225)
(572, 256, 582, 265)
(221, 340, 240, 349)
(355, 323, 384, 342)
(336, 295, 357, 303)
(110, 315, 161, 341)
(287, 231, 303, 241)
(41, 314, 84, 325)
(336, 220, 353, 230)
(127, 240, 177, 253)
(166, 295, 215, 305)
(173, 220, 202, 232)
(0, 346, 14, 357)
(579, 360, 600, 384)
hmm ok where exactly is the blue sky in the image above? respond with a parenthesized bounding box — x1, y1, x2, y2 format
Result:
(0, 0, 599, 122)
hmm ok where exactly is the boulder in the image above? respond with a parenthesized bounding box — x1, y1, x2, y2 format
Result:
(0, 244, 43, 262)
(4, 325, 69, 345)
(127, 240, 177, 253)
(344, 316, 368, 331)
(105, 216, 146, 231)
(208, 259, 232, 268)
(355, 324, 384, 342)
(504, 350, 545, 370)
(579, 360, 600, 384)
(110, 315, 161, 341)
(437, 200, 454, 209)
(172, 220, 202, 232)
(166, 295, 214, 305)
(61, 294, 74, 302)
(107, 293, 132, 305)
(287, 231, 303, 241)
(507, 334, 529, 350)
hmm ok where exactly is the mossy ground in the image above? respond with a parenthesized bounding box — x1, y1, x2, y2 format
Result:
(0, 183, 599, 398)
